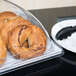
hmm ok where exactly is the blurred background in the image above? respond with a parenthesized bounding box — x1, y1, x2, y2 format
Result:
(8, 0, 76, 10)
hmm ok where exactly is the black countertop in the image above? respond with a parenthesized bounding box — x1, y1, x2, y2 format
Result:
(2, 6, 76, 76)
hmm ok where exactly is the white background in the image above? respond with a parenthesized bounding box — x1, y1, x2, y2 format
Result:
(8, 0, 76, 10)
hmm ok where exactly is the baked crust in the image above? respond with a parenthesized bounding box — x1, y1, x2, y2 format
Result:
(0, 11, 46, 63)
(0, 16, 31, 46)
(0, 11, 17, 29)
(8, 25, 46, 59)
(0, 36, 7, 66)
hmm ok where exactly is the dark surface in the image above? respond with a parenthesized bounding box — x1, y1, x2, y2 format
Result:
(2, 6, 76, 76)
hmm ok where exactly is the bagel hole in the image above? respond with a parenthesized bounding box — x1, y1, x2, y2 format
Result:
(20, 39, 29, 48)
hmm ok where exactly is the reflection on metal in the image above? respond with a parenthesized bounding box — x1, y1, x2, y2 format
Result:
(60, 57, 76, 66)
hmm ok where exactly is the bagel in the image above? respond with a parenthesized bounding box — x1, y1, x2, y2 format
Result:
(0, 11, 46, 61)
(0, 16, 31, 46)
(0, 36, 7, 66)
(0, 11, 17, 30)
(8, 25, 46, 59)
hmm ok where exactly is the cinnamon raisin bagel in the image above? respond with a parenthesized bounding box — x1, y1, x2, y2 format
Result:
(0, 16, 31, 46)
(0, 11, 17, 30)
(0, 11, 46, 60)
(8, 25, 46, 59)
(0, 36, 7, 66)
